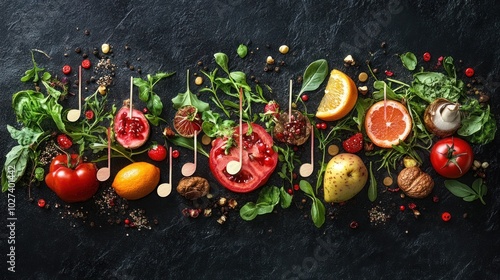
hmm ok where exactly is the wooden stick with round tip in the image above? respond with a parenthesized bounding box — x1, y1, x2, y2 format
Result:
(130, 76, 134, 118)
(299, 126, 314, 177)
(288, 79, 293, 122)
(226, 88, 244, 175)
(157, 147, 173, 197)
(66, 66, 82, 122)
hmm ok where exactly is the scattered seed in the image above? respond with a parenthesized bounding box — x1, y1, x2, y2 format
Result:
(327, 144, 339, 156)
(194, 76, 203, 86)
(383, 176, 393, 186)
(343, 55, 355, 66)
(358, 72, 368, 82)
(357, 86, 368, 95)
(266, 56, 275, 65)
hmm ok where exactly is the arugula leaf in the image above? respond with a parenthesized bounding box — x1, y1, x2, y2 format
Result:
(400, 52, 417, 71)
(237, 44, 248, 58)
(133, 72, 174, 119)
(368, 162, 377, 202)
(172, 70, 210, 112)
(201, 110, 235, 138)
(20, 51, 45, 83)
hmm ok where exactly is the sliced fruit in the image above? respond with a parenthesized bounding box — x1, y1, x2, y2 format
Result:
(273, 110, 312, 146)
(364, 100, 412, 148)
(112, 162, 160, 200)
(342, 132, 363, 153)
(316, 69, 358, 121)
(173, 105, 202, 137)
(114, 101, 150, 149)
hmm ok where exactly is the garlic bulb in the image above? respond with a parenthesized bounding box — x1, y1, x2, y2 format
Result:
(424, 98, 461, 138)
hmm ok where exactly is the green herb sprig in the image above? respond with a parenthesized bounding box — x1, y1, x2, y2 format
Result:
(300, 180, 325, 228)
(133, 72, 174, 126)
(239, 185, 292, 221)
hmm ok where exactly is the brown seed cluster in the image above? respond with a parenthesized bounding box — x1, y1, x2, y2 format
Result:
(368, 206, 389, 225)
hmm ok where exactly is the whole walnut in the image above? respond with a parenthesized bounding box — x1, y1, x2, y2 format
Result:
(397, 167, 434, 198)
(176, 176, 210, 200)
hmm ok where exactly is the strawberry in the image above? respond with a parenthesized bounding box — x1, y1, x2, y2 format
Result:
(57, 134, 73, 150)
(264, 100, 280, 118)
(342, 133, 363, 153)
(148, 144, 167, 161)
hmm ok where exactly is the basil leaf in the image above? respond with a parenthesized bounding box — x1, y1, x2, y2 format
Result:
(279, 187, 292, 209)
(214, 53, 229, 74)
(255, 202, 275, 215)
(444, 180, 476, 197)
(172, 71, 210, 112)
(2, 145, 30, 188)
(299, 180, 315, 197)
(34, 167, 44, 182)
(239, 202, 258, 221)
(237, 44, 248, 58)
(400, 52, 417, 71)
(7, 125, 43, 146)
(471, 178, 482, 194)
(299, 59, 328, 95)
(368, 162, 377, 202)
(311, 198, 326, 228)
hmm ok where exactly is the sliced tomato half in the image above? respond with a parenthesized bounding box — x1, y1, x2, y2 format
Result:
(209, 123, 278, 193)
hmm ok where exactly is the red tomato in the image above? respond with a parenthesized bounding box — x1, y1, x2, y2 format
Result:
(430, 137, 473, 178)
(148, 144, 167, 161)
(45, 154, 99, 203)
(209, 123, 278, 193)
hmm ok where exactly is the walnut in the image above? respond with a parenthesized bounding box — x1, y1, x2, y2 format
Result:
(176, 176, 210, 200)
(397, 167, 434, 198)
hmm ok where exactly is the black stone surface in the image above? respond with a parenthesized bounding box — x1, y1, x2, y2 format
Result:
(1, 1, 499, 279)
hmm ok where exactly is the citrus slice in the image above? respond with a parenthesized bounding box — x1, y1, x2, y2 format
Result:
(364, 100, 412, 148)
(316, 69, 358, 121)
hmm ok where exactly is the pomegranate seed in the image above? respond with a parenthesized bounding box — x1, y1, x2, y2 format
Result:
(293, 184, 299, 191)
(437, 56, 444, 62)
(85, 110, 94, 120)
(287, 189, 293, 195)
(172, 150, 180, 158)
(37, 199, 46, 208)
(408, 202, 417, 210)
(384, 70, 394, 77)
(349, 221, 359, 229)
(399, 205, 406, 211)
(293, 146, 299, 152)
(465, 67, 475, 77)
(432, 195, 439, 203)
(143, 108, 149, 114)
(124, 218, 131, 225)
(423, 52, 431, 62)
(441, 212, 451, 222)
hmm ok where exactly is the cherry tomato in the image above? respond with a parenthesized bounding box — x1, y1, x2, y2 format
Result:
(209, 123, 278, 193)
(148, 144, 167, 162)
(57, 134, 73, 149)
(62, 65, 72, 75)
(45, 154, 99, 203)
(81, 59, 92, 69)
(465, 67, 475, 77)
(430, 137, 473, 178)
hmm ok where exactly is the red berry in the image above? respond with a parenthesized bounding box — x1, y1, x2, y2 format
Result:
(264, 100, 280, 118)
(316, 123, 321, 129)
(399, 205, 406, 211)
(293, 184, 299, 191)
(441, 212, 451, 222)
(408, 202, 417, 210)
(143, 108, 149, 114)
(85, 110, 94, 120)
(432, 195, 439, 203)
(81, 59, 91, 69)
(301, 94, 309, 102)
(320, 122, 327, 130)
(287, 188, 293, 195)
(124, 218, 131, 225)
(172, 149, 180, 159)
(384, 70, 394, 77)
(62, 65, 72, 75)
(423, 52, 431, 62)
(57, 134, 73, 149)
(148, 144, 167, 161)
(465, 67, 475, 77)
(37, 199, 46, 208)
(342, 132, 363, 153)
(438, 56, 444, 62)
(349, 221, 359, 229)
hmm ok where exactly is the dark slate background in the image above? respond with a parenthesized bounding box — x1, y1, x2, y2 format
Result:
(1, 1, 499, 279)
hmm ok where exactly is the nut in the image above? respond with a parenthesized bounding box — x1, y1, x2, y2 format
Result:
(357, 86, 368, 95)
(403, 156, 418, 168)
(176, 176, 210, 200)
(343, 55, 355, 66)
(266, 56, 275, 65)
(397, 167, 434, 198)
(98, 85, 107, 95)
(279, 45, 289, 54)
(101, 43, 111, 54)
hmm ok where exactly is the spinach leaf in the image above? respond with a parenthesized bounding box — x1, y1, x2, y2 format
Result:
(444, 179, 486, 205)
(300, 180, 326, 228)
(237, 44, 248, 58)
(400, 52, 417, 71)
(299, 59, 328, 95)
(172, 70, 210, 112)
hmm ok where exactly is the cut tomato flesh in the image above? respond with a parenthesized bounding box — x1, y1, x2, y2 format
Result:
(209, 123, 278, 193)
